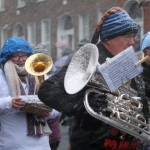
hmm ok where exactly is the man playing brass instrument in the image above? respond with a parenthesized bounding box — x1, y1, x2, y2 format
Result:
(38, 6, 142, 150)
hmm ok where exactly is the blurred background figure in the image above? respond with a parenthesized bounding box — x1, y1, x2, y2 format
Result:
(34, 43, 61, 150)
(34, 43, 58, 75)
(78, 39, 90, 48)
(59, 39, 89, 126)
(55, 41, 72, 56)
(54, 39, 89, 71)
(46, 109, 61, 150)
(57, 39, 89, 150)
(54, 41, 73, 70)
(133, 34, 141, 52)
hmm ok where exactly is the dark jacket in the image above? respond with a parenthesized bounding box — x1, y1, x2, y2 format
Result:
(130, 62, 150, 150)
(131, 62, 150, 98)
(38, 42, 140, 150)
(141, 62, 150, 98)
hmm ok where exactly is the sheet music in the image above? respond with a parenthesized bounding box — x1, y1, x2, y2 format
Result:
(98, 46, 143, 92)
(20, 95, 43, 104)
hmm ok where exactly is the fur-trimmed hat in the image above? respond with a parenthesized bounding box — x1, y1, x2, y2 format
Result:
(91, 6, 138, 43)
(34, 43, 49, 54)
(0, 37, 34, 65)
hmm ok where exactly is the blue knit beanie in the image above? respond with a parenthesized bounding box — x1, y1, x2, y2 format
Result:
(91, 6, 138, 43)
(141, 32, 150, 51)
(0, 37, 34, 65)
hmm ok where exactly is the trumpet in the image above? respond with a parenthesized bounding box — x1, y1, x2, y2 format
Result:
(64, 43, 150, 144)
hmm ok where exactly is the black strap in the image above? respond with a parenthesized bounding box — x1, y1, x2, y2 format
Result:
(91, 28, 100, 44)
(138, 91, 149, 123)
(134, 74, 150, 123)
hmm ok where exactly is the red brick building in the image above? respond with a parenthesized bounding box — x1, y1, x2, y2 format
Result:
(0, 0, 149, 62)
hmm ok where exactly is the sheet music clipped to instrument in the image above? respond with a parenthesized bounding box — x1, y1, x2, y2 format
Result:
(98, 46, 143, 92)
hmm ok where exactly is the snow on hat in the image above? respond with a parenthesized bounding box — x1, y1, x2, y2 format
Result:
(91, 6, 138, 43)
(0, 37, 34, 65)
(141, 32, 150, 51)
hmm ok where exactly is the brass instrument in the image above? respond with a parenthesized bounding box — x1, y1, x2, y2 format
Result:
(23, 53, 53, 114)
(64, 43, 150, 144)
(25, 53, 53, 83)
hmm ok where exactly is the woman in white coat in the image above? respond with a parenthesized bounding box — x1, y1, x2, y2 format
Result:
(0, 37, 56, 150)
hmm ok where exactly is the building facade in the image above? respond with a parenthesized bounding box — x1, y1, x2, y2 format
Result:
(0, 0, 149, 61)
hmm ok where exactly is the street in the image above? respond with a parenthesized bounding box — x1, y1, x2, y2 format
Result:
(57, 125, 69, 150)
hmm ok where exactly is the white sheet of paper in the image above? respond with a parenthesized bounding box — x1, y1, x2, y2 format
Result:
(98, 46, 143, 92)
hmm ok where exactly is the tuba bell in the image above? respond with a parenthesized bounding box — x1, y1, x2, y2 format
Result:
(25, 53, 53, 83)
(64, 43, 150, 144)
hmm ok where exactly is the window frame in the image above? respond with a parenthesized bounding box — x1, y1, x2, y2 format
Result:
(41, 18, 51, 55)
(17, 0, 26, 8)
(27, 22, 36, 48)
(0, 0, 5, 12)
(78, 12, 89, 41)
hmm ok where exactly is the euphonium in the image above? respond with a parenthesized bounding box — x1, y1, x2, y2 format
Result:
(25, 53, 53, 83)
(64, 43, 150, 144)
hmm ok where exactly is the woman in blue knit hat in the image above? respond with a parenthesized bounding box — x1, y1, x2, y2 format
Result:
(0, 37, 56, 150)
(38, 6, 142, 150)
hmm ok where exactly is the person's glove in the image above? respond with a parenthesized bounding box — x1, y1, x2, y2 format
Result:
(89, 93, 108, 113)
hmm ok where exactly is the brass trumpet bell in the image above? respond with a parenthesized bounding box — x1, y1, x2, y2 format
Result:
(25, 53, 53, 76)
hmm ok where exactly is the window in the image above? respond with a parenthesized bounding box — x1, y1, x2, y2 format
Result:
(64, 16, 72, 30)
(128, 2, 142, 20)
(17, 0, 26, 8)
(57, 14, 74, 58)
(1, 27, 7, 48)
(78, 12, 89, 41)
(37, 0, 46, 2)
(41, 19, 50, 55)
(0, 0, 5, 11)
(98, 8, 108, 22)
(27, 22, 36, 47)
(13, 23, 25, 38)
(97, 8, 108, 42)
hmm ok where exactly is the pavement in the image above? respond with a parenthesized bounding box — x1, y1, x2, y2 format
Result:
(57, 125, 69, 150)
